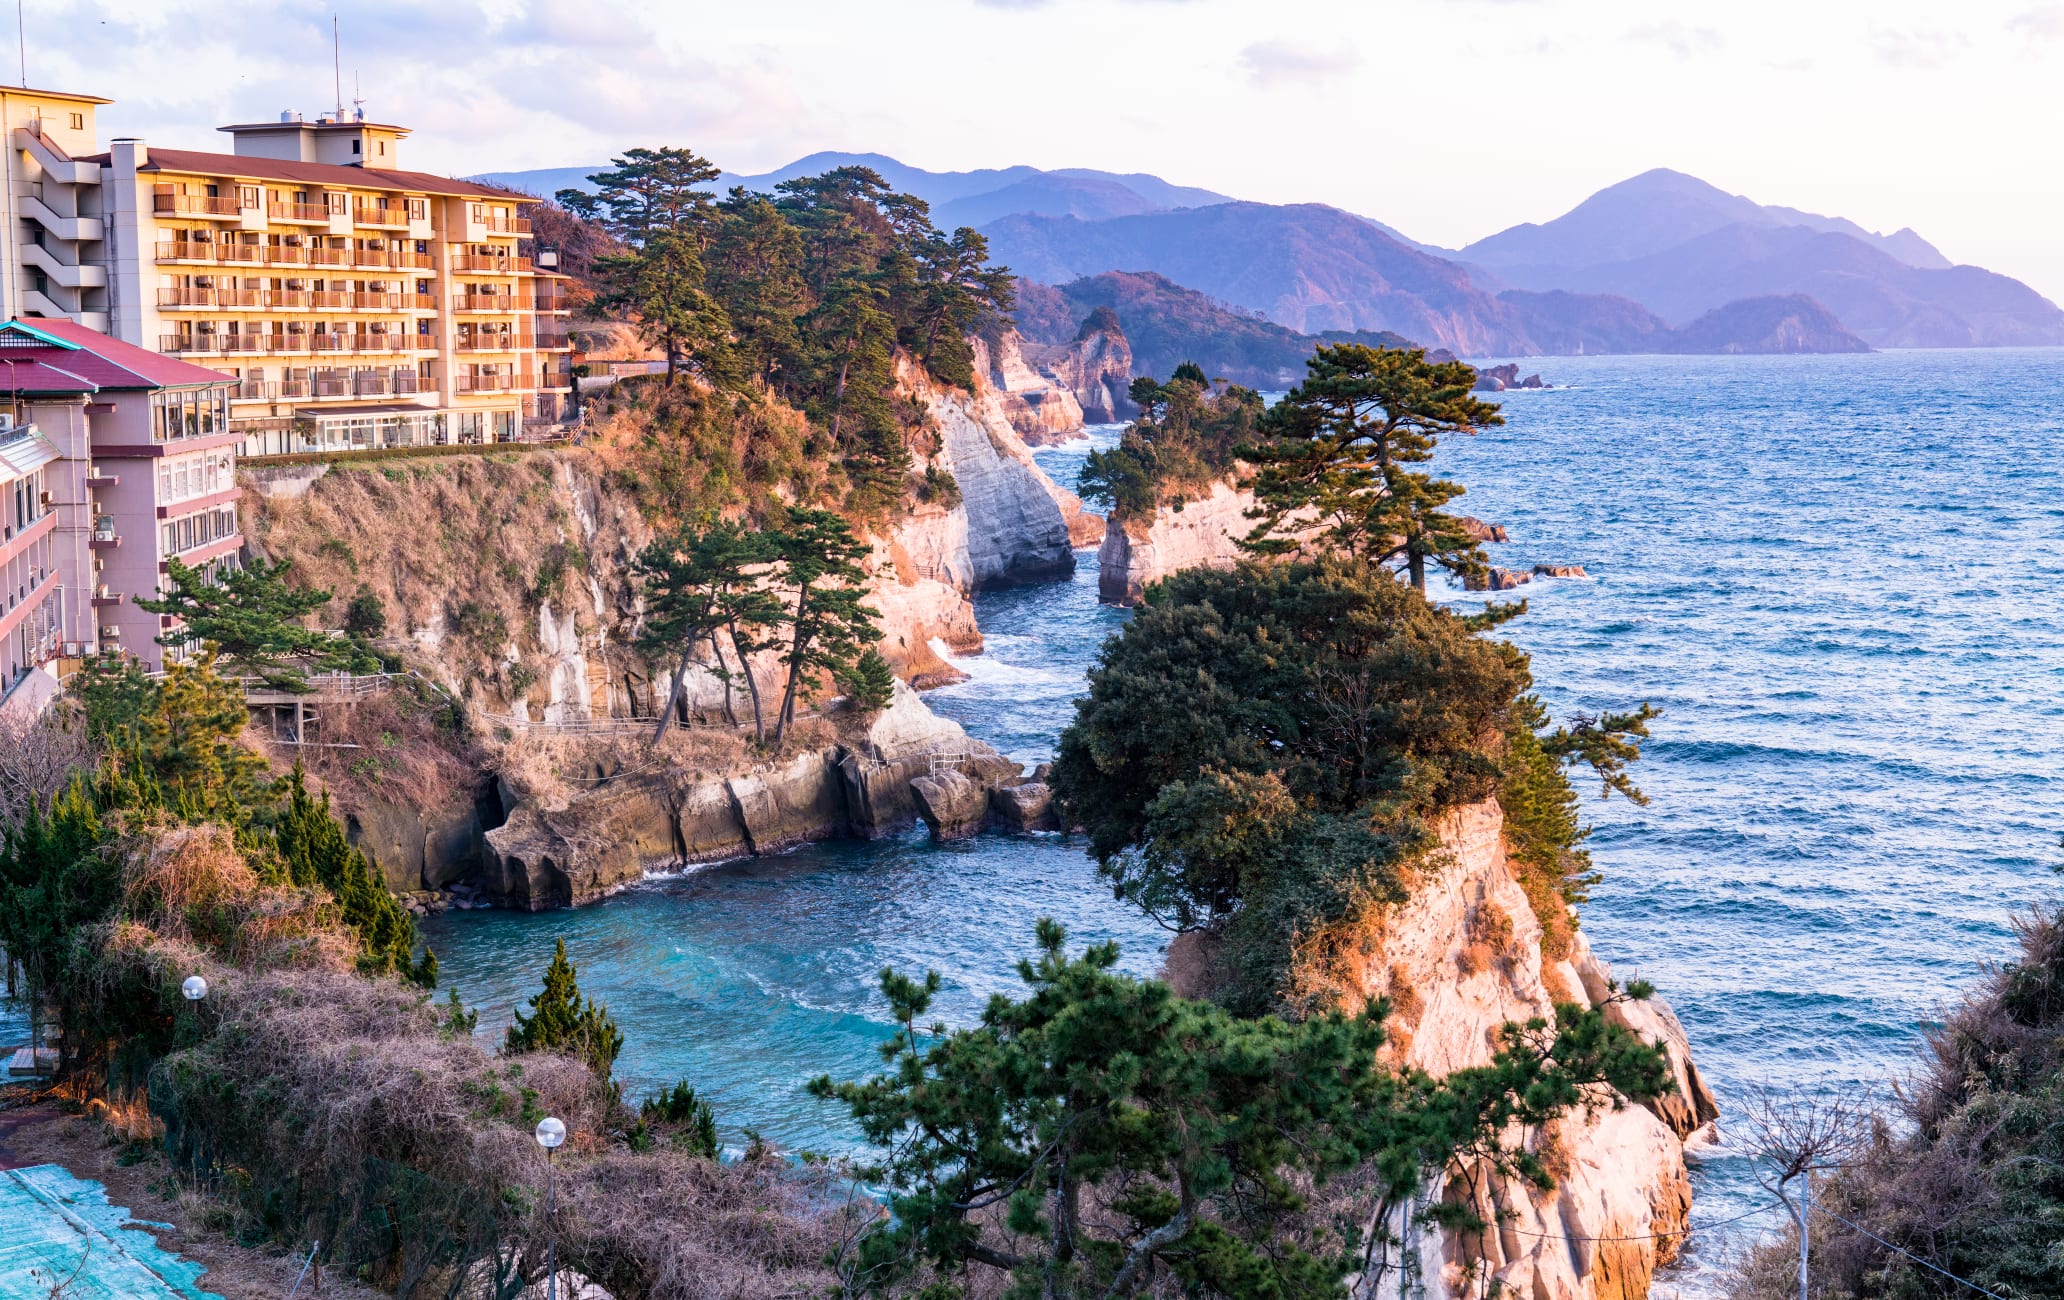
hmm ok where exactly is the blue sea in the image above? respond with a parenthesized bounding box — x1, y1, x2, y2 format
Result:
(419, 350, 2064, 1290)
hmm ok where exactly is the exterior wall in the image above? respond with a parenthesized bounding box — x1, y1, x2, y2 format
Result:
(25, 400, 99, 658)
(2, 88, 112, 331)
(0, 442, 60, 691)
(86, 389, 240, 671)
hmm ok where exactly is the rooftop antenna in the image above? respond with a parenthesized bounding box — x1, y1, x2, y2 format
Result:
(331, 15, 342, 119)
(352, 71, 364, 122)
(17, 0, 26, 89)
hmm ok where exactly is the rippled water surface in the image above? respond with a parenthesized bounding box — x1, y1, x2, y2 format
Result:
(425, 350, 2064, 1287)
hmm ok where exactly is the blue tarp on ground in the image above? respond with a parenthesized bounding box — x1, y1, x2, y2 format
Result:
(0, 1163, 224, 1299)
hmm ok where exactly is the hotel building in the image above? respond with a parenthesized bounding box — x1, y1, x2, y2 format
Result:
(1, 90, 573, 458)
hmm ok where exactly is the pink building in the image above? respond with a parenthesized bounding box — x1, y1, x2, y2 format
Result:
(0, 318, 237, 686)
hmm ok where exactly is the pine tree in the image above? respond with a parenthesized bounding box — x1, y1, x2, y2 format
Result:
(504, 938, 624, 1079)
(768, 509, 883, 742)
(640, 1080, 720, 1158)
(1243, 343, 1503, 590)
(135, 556, 371, 691)
(840, 648, 896, 713)
(274, 770, 434, 986)
(632, 519, 784, 744)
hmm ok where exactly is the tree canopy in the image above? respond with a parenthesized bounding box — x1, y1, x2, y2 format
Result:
(1051, 559, 1654, 1012)
(1242, 344, 1503, 590)
(504, 938, 625, 1079)
(135, 556, 371, 692)
(1078, 365, 1263, 521)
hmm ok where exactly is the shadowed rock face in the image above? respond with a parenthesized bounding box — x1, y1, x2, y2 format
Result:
(911, 769, 989, 840)
(1096, 480, 1258, 606)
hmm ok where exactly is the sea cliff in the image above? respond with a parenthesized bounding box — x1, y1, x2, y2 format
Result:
(1353, 800, 1714, 1299)
(1097, 478, 1257, 605)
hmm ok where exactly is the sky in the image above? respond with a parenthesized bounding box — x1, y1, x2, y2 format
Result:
(34, 0, 2064, 301)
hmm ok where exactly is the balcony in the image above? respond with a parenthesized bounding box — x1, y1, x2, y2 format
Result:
(306, 247, 351, 267)
(156, 241, 217, 264)
(265, 246, 310, 267)
(278, 379, 310, 398)
(219, 288, 264, 309)
(535, 329, 573, 351)
(455, 333, 533, 353)
(402, 292, 437, 311)
(234, 379, 273, 400)
(354, 203, 411, 229)
(452, 293, 527, 313)
(154, 193, 241, 217)
(533, 289, 570, 314)
(453, 373, 516, 393)
(452, 253, 530, 274)
(395, 250, 434, 270)
(216, 243, 266, 266)
(350, 291, 403, 311)
(90, 516, 118, 546)
(308, 290, 350, 309)
(268, 202, 331, 223)
(158, 287, 216, 308)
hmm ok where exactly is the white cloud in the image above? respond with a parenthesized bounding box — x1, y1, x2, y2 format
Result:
(1870, 28, 1971, 69)
(2007, 5, 2064, 40)
(1236, 40, 1361, 89)
(1626, 21, 1725, 58)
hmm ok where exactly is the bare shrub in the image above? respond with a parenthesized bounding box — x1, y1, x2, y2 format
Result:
(0, 701, 94, 827)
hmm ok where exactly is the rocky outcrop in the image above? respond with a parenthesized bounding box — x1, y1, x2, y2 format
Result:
(1533, 563, 1588, 579)
(1456, 516, 1509, 544)
(1097, 479, 1257, 605)
(1472, 362, 1545, 392)
(901, 356, 1081, 587)
(911, 769, 990, 839)
(988, 778, 1057, 831)
(971, 329, 1087, 446)
(1027, 308, 1136, 424)
(345, 790, 495, 894)
(1328, 800, 1713, 1300)
(1467, 567, 1532, 592)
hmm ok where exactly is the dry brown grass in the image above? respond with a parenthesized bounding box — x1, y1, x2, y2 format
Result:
(111, 823, 354, 972)
(487, 714, 838, 810)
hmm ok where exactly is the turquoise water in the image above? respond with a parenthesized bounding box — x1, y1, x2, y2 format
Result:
(423, 350, 2064, 1286)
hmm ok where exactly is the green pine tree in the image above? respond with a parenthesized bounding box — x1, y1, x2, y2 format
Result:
(768, 509, 883, 742)
(504, 938, 624, 1079)
(274, 770, 434, 986)
(135, 556, 372, 692)
(840, 648, 896, 713)
(640, 1080, 720, 1158)
(1242, 343, 1503, 590)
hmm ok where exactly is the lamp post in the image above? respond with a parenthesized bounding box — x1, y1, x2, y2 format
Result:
(181, 975, 208, 1004)
(535, 1116, 565, 1300)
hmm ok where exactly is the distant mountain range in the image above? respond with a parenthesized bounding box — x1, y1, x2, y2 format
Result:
(480, 155, 2064, 356)
(478, 152, 1235, 230)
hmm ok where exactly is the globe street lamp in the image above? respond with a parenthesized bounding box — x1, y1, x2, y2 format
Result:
(181, 975, 208, 1003)
(535, 1116, 565, 1300)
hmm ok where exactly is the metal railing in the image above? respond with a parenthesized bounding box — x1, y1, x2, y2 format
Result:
(268, 202, 330, 222)
(154, 193, 241, 216)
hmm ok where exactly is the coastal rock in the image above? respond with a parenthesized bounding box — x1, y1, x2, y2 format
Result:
(1465, 566, 1532, 592)
(1326, 800, 1703, 1300)
(872, 519, 983, 687)
(1532, 564, 1588, 579)
(1456, 516, 1509, 544)
(989, 779, 1057, 831)
(1097, 479, 1257, 606)
(902, 356, 1078, 587)
(1028, 307, 1137, 424)
(911, 769, 990, 839)
(972, 328, 1087, 446)
(1472, 362, 1545, 392)
(343, 791, 491, 893)
(726, 749, 849, 855)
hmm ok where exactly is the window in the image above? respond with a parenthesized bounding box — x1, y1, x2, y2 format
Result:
(352, 140, 361, 155)
(67, 112, 82, 130)
(377, 141, 386, 157)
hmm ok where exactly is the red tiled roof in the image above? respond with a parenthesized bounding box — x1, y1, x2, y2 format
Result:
(82, 146, 532, 201)
(0, 318, 235, 390)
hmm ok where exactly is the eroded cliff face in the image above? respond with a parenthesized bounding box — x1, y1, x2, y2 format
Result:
(1028, 321, 1136, 425)
(971, 330, 1086, 446)
(1097, 479, 1257, 605)
(1340, 801, 1717, 1300)
(901, 355, 1099, 585)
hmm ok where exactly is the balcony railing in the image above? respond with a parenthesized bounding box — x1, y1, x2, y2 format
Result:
(402, 292, 437, 311)
(279, 379, 310, 398)
(154, 194, 241, 216)
(156, 241, 214, 263)
(268, 202, 331, 222)
(453, 373, 516, 393)
(306, 247, 351, 266)
(355, 203, 412, 227)
(216, 243, 266, 265)
(165, 333, 420, 357)
(219, 288, 264, 308)
(451, 253, 531, 274)
(535, 330, 573, 351)
(351, 292, 403, 310)
(158, 288, 215, 308)
(234, 379, 273, 400)
(452, 294, 528, 313)
(474, 214, 532, 235)
(455, 333, 533, 353)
